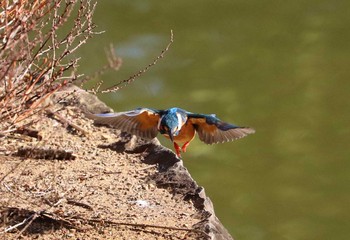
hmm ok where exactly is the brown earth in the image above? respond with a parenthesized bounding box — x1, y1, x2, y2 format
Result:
(0, 87, 233, 240)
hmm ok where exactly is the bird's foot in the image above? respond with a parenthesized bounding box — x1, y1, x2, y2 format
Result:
(173, 142, 182, 158)
(181, 141, 190, 153)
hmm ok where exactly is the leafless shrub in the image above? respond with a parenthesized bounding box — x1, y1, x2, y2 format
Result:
(0, 0, 99, 133)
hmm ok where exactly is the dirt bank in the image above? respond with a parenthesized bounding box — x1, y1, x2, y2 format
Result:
(0, 86, 233, 240)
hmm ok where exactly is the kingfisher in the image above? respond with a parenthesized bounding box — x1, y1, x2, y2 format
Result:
(89, 107, 255, 158)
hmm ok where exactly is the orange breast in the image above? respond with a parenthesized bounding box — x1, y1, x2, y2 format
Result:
(163, 121, 196, 144)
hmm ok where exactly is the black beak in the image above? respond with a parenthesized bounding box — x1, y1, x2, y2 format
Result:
(168, 129, 174, 142)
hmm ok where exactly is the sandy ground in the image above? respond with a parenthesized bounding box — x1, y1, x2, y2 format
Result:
(0, 97, 211, 239)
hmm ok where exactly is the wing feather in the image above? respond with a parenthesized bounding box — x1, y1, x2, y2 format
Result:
(87, 108, 161, 139)
(188, 113, 255, 144)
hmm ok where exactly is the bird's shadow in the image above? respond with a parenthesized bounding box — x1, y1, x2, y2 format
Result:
(97, 132, 180, 171)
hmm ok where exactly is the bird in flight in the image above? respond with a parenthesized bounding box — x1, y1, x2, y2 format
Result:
(89, 107, 255, 158)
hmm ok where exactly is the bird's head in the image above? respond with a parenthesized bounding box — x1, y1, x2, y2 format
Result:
(158, 109, 186, 142)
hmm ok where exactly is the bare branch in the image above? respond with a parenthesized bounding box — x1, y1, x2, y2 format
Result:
(90, 30, 174, 94)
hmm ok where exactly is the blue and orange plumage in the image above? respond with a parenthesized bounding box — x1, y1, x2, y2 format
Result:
(89, 107, 255, 157)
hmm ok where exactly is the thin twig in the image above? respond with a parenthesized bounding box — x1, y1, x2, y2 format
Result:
(136, 165, 157, 172)
(67, 199, 94, 211)
(46, 109, 88, 136)
(2, 213, 35, 233)
(74, 216, 209, 237)
(15, 213, 38, 237)
(97, 30, 174, 93)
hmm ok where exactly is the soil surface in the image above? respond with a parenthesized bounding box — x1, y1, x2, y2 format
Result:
(0, 87, 232, 240)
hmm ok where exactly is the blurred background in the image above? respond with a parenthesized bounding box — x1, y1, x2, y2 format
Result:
(78, 1, 350, 239)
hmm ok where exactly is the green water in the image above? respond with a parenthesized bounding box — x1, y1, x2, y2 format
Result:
(78, 1, 350, 239)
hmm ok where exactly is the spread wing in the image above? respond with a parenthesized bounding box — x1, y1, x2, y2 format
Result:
(187, 113, 255, 144)
(87, 108, 161, 139)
